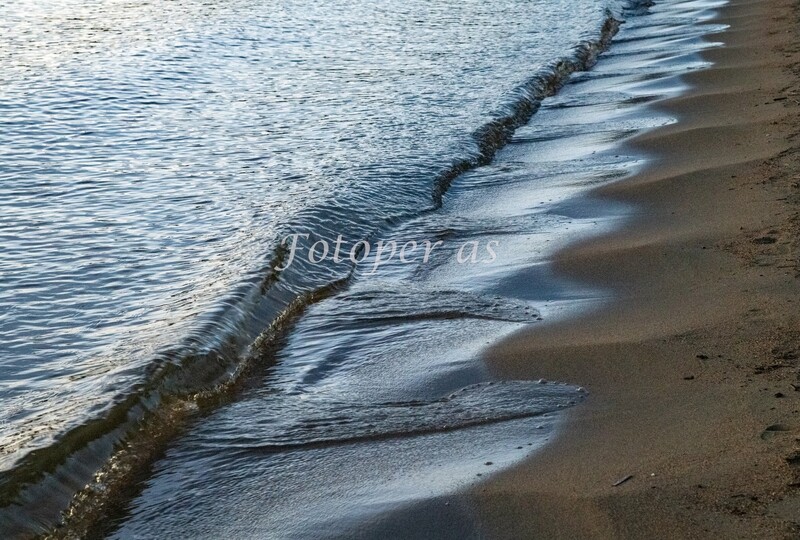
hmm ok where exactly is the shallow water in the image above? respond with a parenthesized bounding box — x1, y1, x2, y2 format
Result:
(0, 0, 727, 536)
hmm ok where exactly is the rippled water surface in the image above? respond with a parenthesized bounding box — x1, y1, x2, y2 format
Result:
(0, 0, 615, 465)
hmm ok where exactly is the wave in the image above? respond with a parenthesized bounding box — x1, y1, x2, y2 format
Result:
(188, 381, 584, 456)
(432, 14, 623, 206)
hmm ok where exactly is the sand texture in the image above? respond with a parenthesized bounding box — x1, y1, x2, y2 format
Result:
(474, 0, 800, 537)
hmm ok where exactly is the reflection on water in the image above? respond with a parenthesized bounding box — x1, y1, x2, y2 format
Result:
(0, 0, 613, 467)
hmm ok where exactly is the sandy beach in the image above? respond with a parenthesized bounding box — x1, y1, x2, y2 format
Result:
(473, 0, 800, 537)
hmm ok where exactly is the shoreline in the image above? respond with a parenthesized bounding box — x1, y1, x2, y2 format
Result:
(1, 6, 630, 538)
(474, 0, 800, 537)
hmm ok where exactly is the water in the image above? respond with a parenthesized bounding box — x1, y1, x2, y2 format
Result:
(0, 0, 613, 466)
(0, 0, 727, 536)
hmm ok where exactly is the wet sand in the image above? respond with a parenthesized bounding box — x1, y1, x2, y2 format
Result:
(474, 0, 800, 537)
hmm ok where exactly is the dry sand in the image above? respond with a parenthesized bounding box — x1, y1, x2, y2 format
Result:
(473, 0, 800, 537)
